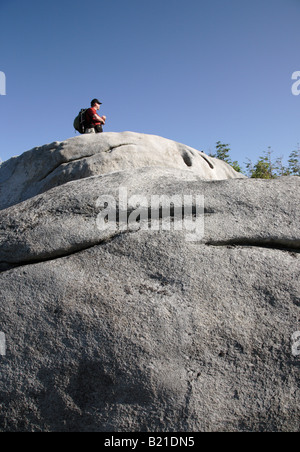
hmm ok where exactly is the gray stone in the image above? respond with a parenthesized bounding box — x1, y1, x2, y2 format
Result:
(0, 132, 244, 211)
(0, 169, 298, 268)
(0, 133, 299, 432)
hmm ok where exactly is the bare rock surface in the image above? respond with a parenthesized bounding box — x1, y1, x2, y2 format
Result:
(0, 132, 244, 210)
(0, 132, 299, 432)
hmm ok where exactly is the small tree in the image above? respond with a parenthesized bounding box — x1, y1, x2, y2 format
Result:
(210, 141, 243, 173)
(212, 141, 231, 162)
(287, 146, 300, 176)
(250, 158, 274, 179)
(246, 147, 277, 179)
(274, 156, 289, 177)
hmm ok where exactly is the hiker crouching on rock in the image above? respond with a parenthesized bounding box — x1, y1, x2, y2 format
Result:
(85, 99, 106, 133)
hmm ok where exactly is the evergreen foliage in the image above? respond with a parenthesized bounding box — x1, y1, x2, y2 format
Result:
(210, 142, 300, 178)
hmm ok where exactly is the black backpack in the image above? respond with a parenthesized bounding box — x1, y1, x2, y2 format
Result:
(73, 108, 87, 134)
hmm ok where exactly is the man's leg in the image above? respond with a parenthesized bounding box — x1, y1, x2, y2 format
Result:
(95, 124, 103, 133)
(85, 128, 95, 134)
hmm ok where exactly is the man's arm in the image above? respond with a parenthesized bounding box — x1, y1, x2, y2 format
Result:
(93, 113, 106, 124)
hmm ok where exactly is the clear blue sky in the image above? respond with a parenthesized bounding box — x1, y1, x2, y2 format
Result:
(0, 0, 300, 170)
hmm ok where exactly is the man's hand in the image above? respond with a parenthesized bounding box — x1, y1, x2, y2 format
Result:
(93, 113, 106, 124)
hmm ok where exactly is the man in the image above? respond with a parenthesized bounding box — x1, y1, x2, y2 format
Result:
(85, 99, 106, 133)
